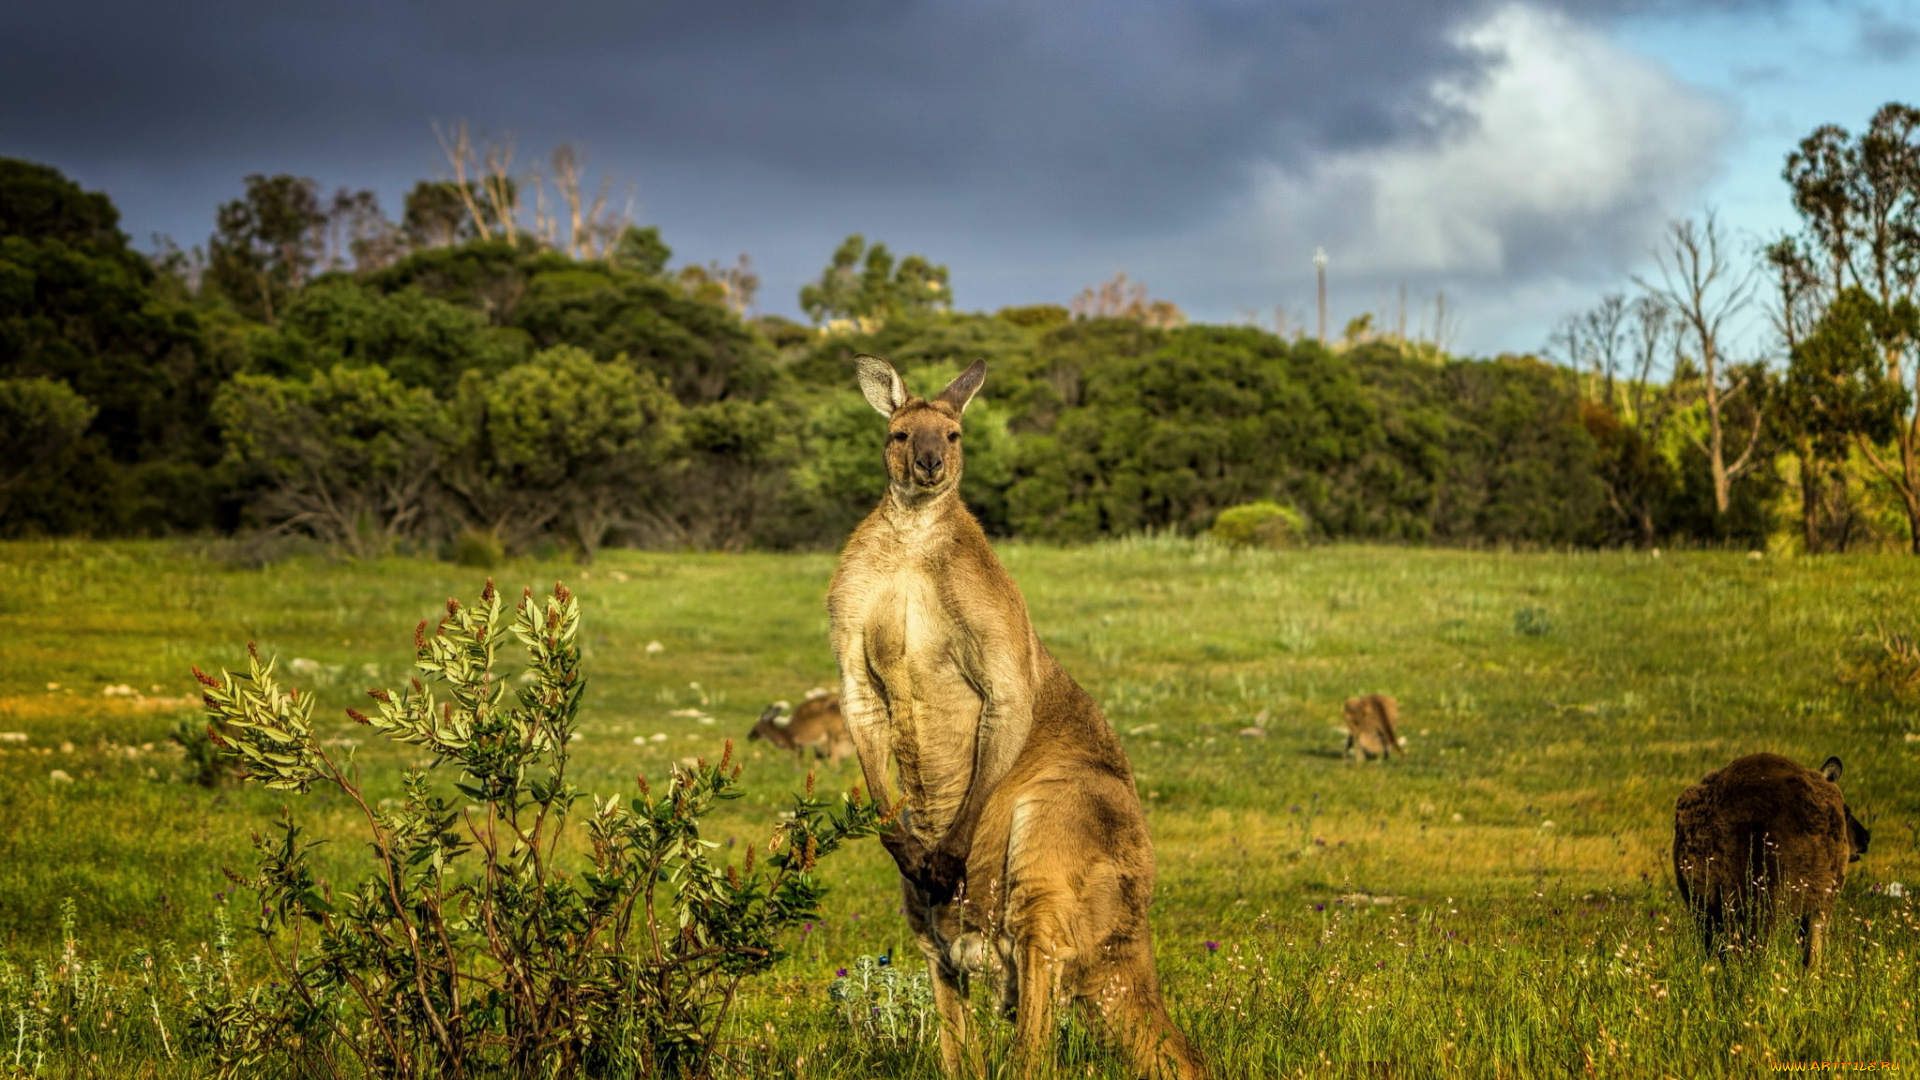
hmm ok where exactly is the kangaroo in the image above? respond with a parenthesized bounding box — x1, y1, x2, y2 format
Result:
(828, 355, 1202, 1080)
(1342, 694, 1404, 760)
(1673, 753, 1870, 967)
(748, 693, 854, 763)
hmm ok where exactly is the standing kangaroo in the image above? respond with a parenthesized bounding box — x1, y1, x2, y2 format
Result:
(828, 355, 1202, 1079)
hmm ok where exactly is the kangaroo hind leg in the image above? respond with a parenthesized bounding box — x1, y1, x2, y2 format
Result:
(1083, 957, 1207, 1080)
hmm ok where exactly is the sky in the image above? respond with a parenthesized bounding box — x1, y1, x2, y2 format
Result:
(3, 0, 1916, 356)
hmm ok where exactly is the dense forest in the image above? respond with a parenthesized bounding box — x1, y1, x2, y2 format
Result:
(5, 104, 1920, 557)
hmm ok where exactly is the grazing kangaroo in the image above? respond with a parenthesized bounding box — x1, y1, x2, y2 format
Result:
(1673, 753, 1870, 967)
(1342, 694, 1404, 760)
(828, 355, 1202, 1079)
(748, 693, 854, 763)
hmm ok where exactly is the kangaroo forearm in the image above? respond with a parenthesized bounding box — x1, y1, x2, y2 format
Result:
(939, 698, 1031, 852)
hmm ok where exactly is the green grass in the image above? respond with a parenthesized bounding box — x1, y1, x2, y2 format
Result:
(1, 538, 1917, 1077)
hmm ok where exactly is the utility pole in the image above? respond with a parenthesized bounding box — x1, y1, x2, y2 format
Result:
(1313, 247, 1328, 344)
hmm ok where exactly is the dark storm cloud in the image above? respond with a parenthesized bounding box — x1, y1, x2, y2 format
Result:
(1, 0, 1770, 234)
(0, 0, 1789, 350)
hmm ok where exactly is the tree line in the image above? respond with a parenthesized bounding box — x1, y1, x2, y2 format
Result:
(1552, 103, 1920, 554)
(5, 107, 1920, 557)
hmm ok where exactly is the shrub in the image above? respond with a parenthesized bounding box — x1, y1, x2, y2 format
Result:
(447, 528, 503, 569)
(190, 579, 880, 1078)
(1210, 501, 1306, 549)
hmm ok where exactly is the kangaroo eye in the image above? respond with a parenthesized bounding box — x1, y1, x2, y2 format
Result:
(890, 431, 908, 443)
(947, 432, 960, 443)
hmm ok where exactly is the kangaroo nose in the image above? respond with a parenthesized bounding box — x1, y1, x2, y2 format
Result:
(915, 453, 944, 477)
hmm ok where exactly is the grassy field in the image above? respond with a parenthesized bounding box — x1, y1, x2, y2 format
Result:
(1, 538, 1917, 1077)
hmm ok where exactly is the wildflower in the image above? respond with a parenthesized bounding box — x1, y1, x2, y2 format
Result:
(1204, 941, 1220, 953)
(836, 968, 848, 978)
(1315, 904, 1326, 912)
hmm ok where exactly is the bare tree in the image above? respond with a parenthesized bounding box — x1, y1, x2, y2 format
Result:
(434, 121, 493, 239)
(1639, 213, 1763, 517)
(433, 120, 521, 242)
(1070, 272, 1186, 328)
(550, 144, 619, 259)
(481, 135, 518, 244)
(1553, 293, 1679, 546)
(1550, 292, 1630, 404)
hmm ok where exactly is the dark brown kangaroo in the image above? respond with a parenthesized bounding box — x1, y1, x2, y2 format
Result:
(1673, 753, 1870, 966)
(828, 355, 1203, 1079)
(748, 694, 853, 763)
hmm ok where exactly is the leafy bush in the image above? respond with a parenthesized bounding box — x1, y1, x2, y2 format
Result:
(1210, 501, 1306, 548)
(190, 579, 880, 1078)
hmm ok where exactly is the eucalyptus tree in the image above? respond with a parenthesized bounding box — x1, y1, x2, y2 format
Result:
(1782, 103, 1920, 551)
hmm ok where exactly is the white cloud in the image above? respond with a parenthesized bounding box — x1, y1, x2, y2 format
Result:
(1244, 4, 1729, 282)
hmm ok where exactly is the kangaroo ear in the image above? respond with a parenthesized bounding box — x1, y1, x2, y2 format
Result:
(935, 359, 986, 414)
(1820, 756, 1843, 783)
(856, 354, 909, 416)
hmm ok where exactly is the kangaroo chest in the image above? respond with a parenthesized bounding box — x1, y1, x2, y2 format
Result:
(855, 567, 984, 839)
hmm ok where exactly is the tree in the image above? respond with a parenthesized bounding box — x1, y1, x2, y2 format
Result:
(1069, 272, 1186, 328)
(434, 120, 520, 243)
(1552, 294, 1680, 546)
(1783, 103, 1920, 551)
(1638, 213, 1763, 519)
(325, 187, 399, 272)
(446, 346, 681, 559)
(513, 266, 777, 404)
(610, 225, 671, 276)
(0, 376, 94, 519)
(247, 277, 526, 394)
(541, 143, 626, 260)
(798, 234, 949, 324)
(1766, 235, 1858, 551)
(676, 254, 760, 315)
(662, 398, 790, 550)
(1785, 287, 1911, 548)
(215, 365, 450, 556)
(1, 158, 225, 535)
(402, 181, 480, 251)
(207, 174, 328, 324)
